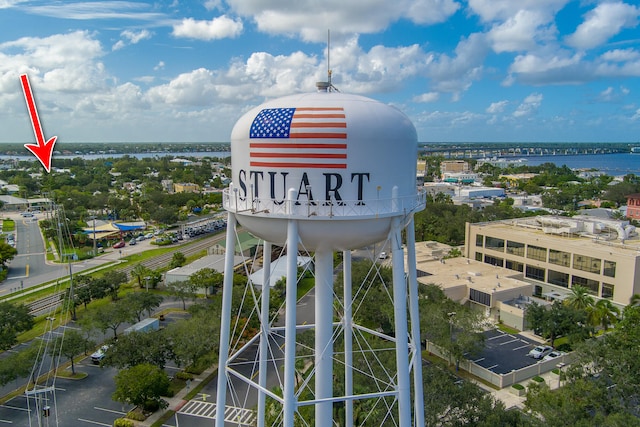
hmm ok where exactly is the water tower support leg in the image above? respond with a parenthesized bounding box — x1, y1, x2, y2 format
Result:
(406, 217, 425, 427)
(343, 250, 354, 427)
(215, 212, 237, 427)
(283, 219, 299, 427)
(315, 249, 334, 423)
(390, 218, 411, 426)
(257, 241, 272, 427)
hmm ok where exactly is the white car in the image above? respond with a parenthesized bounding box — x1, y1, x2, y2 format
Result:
(379, 251, 388, 259)
(90, 345, 110, 365)
(527, 345, 553, 359)
(542, 350, 564, 361)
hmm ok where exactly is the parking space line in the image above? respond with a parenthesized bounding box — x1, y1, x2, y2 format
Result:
(487, 334, 505, 340)
(514, 344, 530, 351)
(473, 357, 485, 363)
(0, 420, 13, 424)
(499, 339, 518, 345)
(486, 364, 498, 370)
(77, 418, 111, 426)
(93, 407, 126, 415)
(0, 405, 29, 413)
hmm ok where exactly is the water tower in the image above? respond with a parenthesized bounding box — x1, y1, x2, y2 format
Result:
(216, 82, 426, 427)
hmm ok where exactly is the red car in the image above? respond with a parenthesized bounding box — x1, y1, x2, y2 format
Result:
(112, 240, 126, 249)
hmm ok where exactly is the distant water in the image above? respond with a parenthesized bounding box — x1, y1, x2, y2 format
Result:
(0, 151, 231, 162)
(1, 149, 637, 176)
(521, 152, 639, 176)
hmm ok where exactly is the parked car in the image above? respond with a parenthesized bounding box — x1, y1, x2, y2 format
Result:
(542, 350, 564, 361)
(112, 240, 126, 249)
(129, 238, 137, 246)
(528, 345, 553, 359)
(379, 251, 388, 259)
(90, 345, 110, 364)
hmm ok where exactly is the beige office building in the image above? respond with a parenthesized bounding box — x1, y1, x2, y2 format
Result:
(464, 215, 640, 308)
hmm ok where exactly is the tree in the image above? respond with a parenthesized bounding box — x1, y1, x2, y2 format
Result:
(50, 329, 93, 375)
(170, 252, 186, 268)
(0, 242, 18, 265)
(189, 267, 223, 296)
(130, 264, 151, 289)
(590, 299, 620, 331)
(166, 280, 199, 310)
(0, 302, 34, 350)
(102, 270, 127, 301)
(112, 363, 170, 411)
(85, 302, 134, 339)
(526, 306, 640, 424)
(564, 285, 595, 311)
(0, 342, 39, 386)
(103, 330, 172, 369)
(164, 308, 220, 369)
(123, 292, 163, 322)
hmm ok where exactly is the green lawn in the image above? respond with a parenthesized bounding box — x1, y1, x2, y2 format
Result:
(2, 219, 14, 232)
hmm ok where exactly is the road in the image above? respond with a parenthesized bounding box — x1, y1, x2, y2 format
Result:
(1, 212, 102, 298)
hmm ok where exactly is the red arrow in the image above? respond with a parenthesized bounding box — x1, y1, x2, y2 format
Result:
(20, 74, 57, 173)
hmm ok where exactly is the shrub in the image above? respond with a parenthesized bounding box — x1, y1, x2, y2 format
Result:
(113, 418, 135, 427)
(126, 409, 146, 421)
(511, 383, 525, 390)
(176, 371, 194, 380)
(531, 376, 545, 383)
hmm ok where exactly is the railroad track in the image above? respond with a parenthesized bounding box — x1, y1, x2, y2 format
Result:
(27, 233, 225, 317)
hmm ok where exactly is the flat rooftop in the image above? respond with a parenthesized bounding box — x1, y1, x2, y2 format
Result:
(414, 242, 529, 295)
(472, 215, 640, 254)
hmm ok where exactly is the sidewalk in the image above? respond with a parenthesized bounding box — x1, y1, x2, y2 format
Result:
(139, 365, 217, 426)
(475, 368, 562, 410)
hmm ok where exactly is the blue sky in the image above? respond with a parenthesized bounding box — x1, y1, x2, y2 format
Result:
(1, 0, 639, 144)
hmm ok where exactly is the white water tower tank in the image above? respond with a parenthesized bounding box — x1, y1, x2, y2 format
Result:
(227, 89, 420, 251)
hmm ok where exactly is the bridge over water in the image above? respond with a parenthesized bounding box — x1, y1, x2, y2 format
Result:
(419, 142, 633, 159)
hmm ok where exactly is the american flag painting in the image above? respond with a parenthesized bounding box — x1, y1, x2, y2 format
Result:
(249, 107, 347, 169)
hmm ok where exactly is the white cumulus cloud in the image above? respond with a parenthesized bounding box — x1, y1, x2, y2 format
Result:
(172, 15, 243, 40)
(513, 93, 543, 117)
(112, 29, 152, 51)
(566, 2, 640, 51)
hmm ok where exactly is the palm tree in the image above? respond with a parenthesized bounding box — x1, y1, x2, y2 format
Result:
(591, 299, 620, 331)
(629, 294, 640, 307)
(131, 263, 151, 289)
(564, 285, 595, 311)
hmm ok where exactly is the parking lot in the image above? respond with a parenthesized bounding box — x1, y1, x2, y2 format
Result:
(0, 360, 132, 426)
(469, 329, 543, 375)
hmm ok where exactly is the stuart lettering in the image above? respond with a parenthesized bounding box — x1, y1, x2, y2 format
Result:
(237, 169, 372, 206)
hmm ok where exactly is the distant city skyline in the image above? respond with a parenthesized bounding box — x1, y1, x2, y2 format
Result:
(1, 1, 640, 145)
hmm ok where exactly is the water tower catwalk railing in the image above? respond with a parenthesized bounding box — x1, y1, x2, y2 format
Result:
(222, 186, 427, 218)
(216, 187, 426, 427)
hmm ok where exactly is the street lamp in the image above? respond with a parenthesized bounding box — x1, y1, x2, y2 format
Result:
(145, 276, 150, 292)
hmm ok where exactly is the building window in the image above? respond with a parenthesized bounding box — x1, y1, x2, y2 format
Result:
(602, 283, 614, 299)
(548, 249, 570, 267)
(505, 260, 524, 272)
(571, 275, 599, 295)
(485, 237, 505, 251)
(475, 234, 484, 247)
(534, 285, 542, 297)
(573, 255, 601, 274)
(548, 270, 569, 288)
(475, 252, 483, 261)
(470, 288, 491, 306)
(525, 265, 546, 281)
(484, 255, 504, 267)
(603, 260, 616, 278)
(506, 240, 525, 257)
(526, 245, 547, 262)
